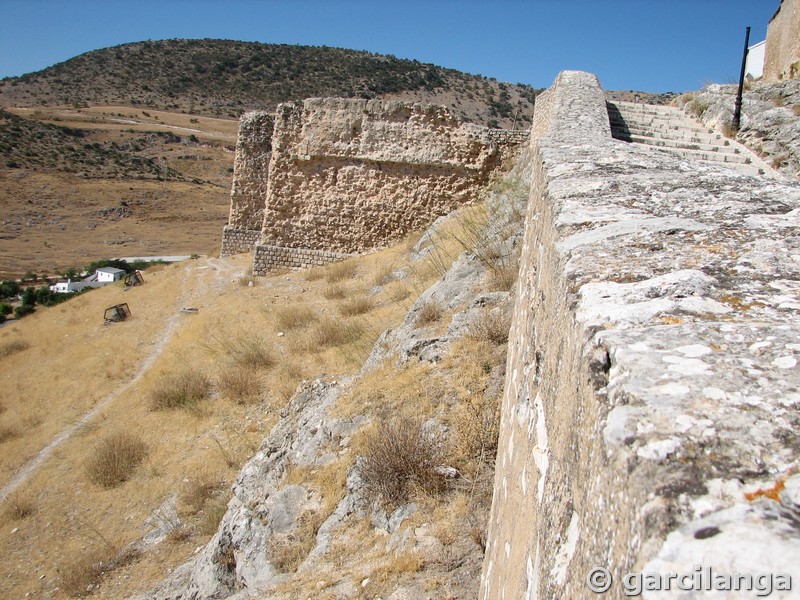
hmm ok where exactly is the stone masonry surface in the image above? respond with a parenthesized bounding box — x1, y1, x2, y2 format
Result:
(223, 97, 526, 274)
(220, 111, 273, 256)
(481, 71, 800, 599)
(220, 226, 261, 256)
(765, 0, 800, 81)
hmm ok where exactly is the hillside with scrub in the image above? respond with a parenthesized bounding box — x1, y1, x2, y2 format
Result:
(0, 169, 527, 599)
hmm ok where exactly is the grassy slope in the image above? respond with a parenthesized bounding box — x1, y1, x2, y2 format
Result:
(0, 192, 516, 598)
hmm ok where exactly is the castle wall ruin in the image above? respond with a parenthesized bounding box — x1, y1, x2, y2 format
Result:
(765, 0, 800, 81)
(482, 70, 800, 598)
(220, 98, 527, 273)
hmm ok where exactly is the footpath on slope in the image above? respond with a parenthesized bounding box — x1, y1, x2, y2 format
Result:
(0, 258, 237, 503)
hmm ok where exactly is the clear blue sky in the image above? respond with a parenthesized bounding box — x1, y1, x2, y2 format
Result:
(0, 0, 780, 93)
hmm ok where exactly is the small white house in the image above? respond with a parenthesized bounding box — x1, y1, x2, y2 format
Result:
(746, 39, 766, 80)
(96, 267, 126, 283)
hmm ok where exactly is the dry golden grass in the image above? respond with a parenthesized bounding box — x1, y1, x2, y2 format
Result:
(0, 197, 489, 597)
(0, 338, 30, 358)
(86, 431, 149, 488)
(216, 366, 262, 404)
(469, 307, 511, 345)
(416, 299, 443, 325)
(149, 369, 212, 411)
(322, 283, 347, 300)
(324, 260, 356, 283)
(273, 304, 317, 330)
(358, 417, 446, 508)
(486, 258, 519, 291)
(338, 295, 374, 317)
(220, 333, 275, 370)
(1, 489, 36, 521)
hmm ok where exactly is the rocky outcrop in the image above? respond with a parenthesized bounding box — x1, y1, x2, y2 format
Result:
(219, 97, 527, 272)
(482, 70, 800, 599)
(676, 79, 800, 179)
(148, 190, 523, 598)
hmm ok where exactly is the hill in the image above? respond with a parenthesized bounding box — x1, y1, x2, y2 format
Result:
(0, 109, 186, 180)
(0, 39, 540, 129)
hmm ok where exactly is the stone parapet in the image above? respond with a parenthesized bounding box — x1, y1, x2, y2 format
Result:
(220, 227, 261, 257)
(252, 244, 349, 275)
(482, 70, 800, 599)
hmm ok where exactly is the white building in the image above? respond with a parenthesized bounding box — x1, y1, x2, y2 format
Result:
(746, 39, 766, 80)
(50, 267, 127, 293)
(95, 267, 126, 282)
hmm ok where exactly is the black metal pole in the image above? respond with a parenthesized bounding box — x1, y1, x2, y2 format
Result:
(732, 26, 751, 131)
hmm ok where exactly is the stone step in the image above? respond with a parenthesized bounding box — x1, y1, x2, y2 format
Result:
(611, 125, 724, 145)
(625, 134, 741, 155)
(610, 114, 713, 131)
(611, 101, 685, 115)
(646, 144, 752, 165)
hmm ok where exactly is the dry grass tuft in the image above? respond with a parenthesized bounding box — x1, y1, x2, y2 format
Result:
(0, 339, 30, 358)
(86, 431, 148, 488)
(274, 305, 317, 330)
(338, 296, 374, 317)
(416, 300, 442, 326)
(58, 544, 140, 597)
(358, 418, 446, 508)
(372, 263, 396, 287)
(273, 361, 306, 402)
(217, 366, 262, 404)
(149, 369, 212, 410)
(268, 509, 327, 572)
(304, 266, 325, 281)
(304, 317, 363, 350)
(469, 308, 511, 345)
(452, 393, 501, 473)
(198, 497, 229, 535)
(2, 490, 37, 521)
(178, 471, 226, 516)
(325, 260, 356, 283)
(0, 424, 20, 444)
(223, 334, 275, 370)
(322, 283, 347, 300)
(486, 259, 518, 291)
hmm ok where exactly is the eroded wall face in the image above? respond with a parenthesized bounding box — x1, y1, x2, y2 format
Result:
(220, 112, 273, 256)
(482, 71, 800, 599)
(251, 98, 525, 273)
(765, 0, 800, 80)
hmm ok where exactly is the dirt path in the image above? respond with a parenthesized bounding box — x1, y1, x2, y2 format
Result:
(0, 264, 198, 503)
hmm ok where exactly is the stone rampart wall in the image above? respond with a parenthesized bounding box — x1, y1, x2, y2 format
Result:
(220, 226, 261, 256)
(220, 112, 273, 256)
(238, 98, 524, 275)
(765, 0, 800, 80)
(252, 244, 349, 272)
(481, 70, 800, 598)
(260, 99, 504, 258)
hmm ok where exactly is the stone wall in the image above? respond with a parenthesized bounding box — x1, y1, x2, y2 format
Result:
(220, 112, 273, 256)
(765, 0, 800, 81)
(247, 98, 524, 274)
(220, 226, 261, 256)
(481, 70, 800, 598)
(252, 244, 349, 271)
